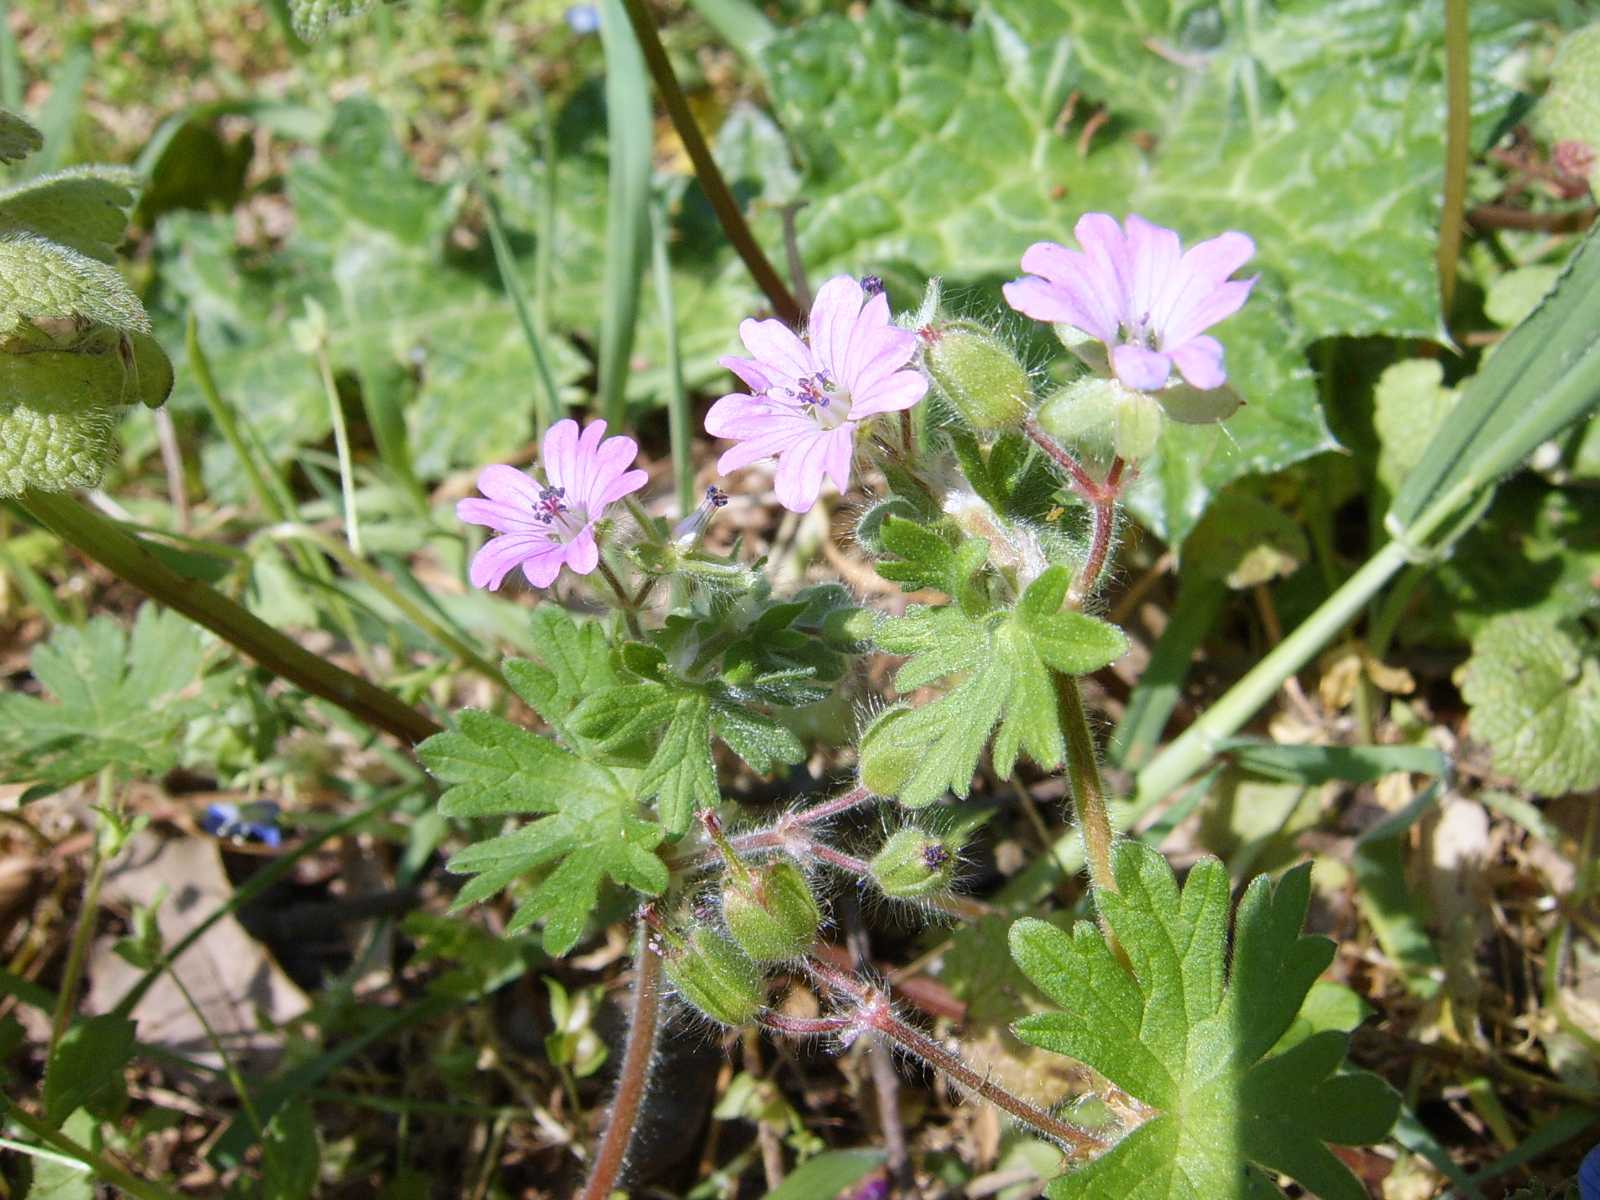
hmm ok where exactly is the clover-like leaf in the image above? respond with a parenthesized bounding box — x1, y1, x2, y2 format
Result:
(1010, 842, 1400, 1199)
(1458, 614, 1600, 797)
(419, 711, 667, 955)
(0, 605, 219, 799)
(867, 566, 1127, 806)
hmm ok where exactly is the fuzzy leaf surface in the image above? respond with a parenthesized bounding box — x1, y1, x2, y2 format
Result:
(1458, 614, 1600, 797)
(870, 566, 1127, 806)
(419, 711, 667, 954)
(1009, 842, 1399, 1199)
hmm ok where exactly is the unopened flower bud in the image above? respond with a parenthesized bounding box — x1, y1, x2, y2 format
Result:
(869, 828, 958, 900)
(672, 484, 730, 549)
(1038, 376, 1168, 467)
(924, 320, 1031, 434)
(659, 927, 764, 1027)
(856, 705, 917, 799)
(821, 606, 876, 649)
(724, 860, 822, 962)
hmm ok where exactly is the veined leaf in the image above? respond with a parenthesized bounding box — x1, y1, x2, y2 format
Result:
(419, 712, 667, 955)
(1010, 843, 1399, 1199)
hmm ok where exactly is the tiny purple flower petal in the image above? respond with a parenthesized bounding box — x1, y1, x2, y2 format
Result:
(1005, 213, 1257, 394)
(457, 417, 647, 591)
(705, 275, 928, 513)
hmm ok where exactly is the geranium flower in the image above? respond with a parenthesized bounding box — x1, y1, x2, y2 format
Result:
(1004, 213, 1256, 393)
(707, 275, 928, 513)
(457, 418, 647, 590)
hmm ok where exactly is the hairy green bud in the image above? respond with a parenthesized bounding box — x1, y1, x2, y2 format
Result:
(660, 928, 764, 1027)
(856, 704, 918, 798)
(724, 861, 822, 962)
(925, 320, 1031, 434)
(821, 605, 876, 649)
(869, 828, 958, 900)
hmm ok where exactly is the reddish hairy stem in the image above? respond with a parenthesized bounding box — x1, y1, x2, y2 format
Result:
(578, 930, 663, 1200)
(802, 959, 1109, 1160)
(1023, 415, 1107, 501)
(758, 1010, 853, 1037)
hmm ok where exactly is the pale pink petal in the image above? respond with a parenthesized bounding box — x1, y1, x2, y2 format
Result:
(562, 524, 600, 576)
(1125, 215, 1182, 334)
(470, 534, 553, 591)
(719, 355, 776, 393)
(1004, 244, 1120, 339)
(475, 464, 542, 507)
(1019, 242, 1121, 340)
(457, 496, 537, 533)
(1003, 277, 1089, 330)
(1167, 336, 1227, 391)
(716, 422, 814, 474)
(1074, 213, 1133, 315)
(565, 420, 608, 507)
(706, 392, 796, 438)
(850, 326, 922, 395)
(582, 432, 641, 511)
(739, 317, 815, 384)
(597, 467, 650, 508)
(521, 543, 569, 589)
(839, 291, 897, 387)
(773, 433, 834, 513)
(540, 419, 581, 492)
(809, 276, 865, 384)
(821, 425, 855, 494)
(850, 369, 928, 419)
(1161, 277, 1256, 348)
(1111, 344, 1173, 391)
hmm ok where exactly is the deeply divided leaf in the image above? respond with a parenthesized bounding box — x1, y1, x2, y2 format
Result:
(1009, 843, 1399, 1199)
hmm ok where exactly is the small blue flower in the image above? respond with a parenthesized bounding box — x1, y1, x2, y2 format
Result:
(1580, 1142, 1600, 1200)
(565, 4, 600, 35)
(202, 800, 283, 848)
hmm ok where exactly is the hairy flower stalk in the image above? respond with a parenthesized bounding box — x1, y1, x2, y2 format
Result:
(707, 275, 928, 513)
(577, 926, 663, 1200)
(800, 957, 1110, 1160)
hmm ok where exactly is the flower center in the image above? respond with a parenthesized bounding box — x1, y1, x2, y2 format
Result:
(788, 370, 850, 430)
(531, 484, 588, 539)
(1120, 311, 1159, 350)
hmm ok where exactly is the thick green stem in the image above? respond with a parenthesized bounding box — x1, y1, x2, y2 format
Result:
(617, 0, 802, 326)
(260, 523, 506, 686)
(1056, 673, 1116, 900)
(18, 490, 441, 746)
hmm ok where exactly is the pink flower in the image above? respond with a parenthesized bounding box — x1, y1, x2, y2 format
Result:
(706, 275, 928, 513)
(457, 418, 648, 591)
(1003, 213, 1256, 393)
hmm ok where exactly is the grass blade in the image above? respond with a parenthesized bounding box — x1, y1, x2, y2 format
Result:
(481, 178, 562, 437)
(649, 198, 693, 517)
(598, 0, 653, 428)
